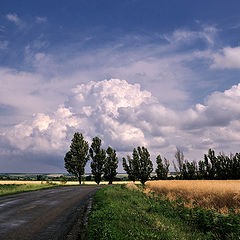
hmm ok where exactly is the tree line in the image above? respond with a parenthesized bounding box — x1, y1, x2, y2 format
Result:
(174, 148, 240, 180)
(64, 132, 240, 184)
(64, 132, 118, 184)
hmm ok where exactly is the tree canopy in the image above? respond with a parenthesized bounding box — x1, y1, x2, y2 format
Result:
(103, 146, 118, 184)
(90, 136, 106, 184)
(64, 132, 89, 184)
(123, 146, 153, 185)
(156, 155, 169, 180)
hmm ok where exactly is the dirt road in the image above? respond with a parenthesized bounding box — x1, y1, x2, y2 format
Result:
(0, 185, 103, 240)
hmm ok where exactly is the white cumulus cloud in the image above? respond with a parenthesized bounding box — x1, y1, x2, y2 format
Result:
(211, 46, 240, 69)
(2, 76, 240, 170)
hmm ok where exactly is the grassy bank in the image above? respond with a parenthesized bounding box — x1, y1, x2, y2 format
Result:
(86, 185, 210, 240)
(0, 183, 59, 196)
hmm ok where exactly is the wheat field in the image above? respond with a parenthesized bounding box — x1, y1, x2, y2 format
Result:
(145, 180, 240, 214)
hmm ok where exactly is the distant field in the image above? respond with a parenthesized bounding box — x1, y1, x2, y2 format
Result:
(145, 180, 240, 214)
(0, 180, 141, 185)
(0, 180, 141, 196)
(0, 173, 130, 178)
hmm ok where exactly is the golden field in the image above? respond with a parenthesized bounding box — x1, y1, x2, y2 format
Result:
(145, 180, 240, 214)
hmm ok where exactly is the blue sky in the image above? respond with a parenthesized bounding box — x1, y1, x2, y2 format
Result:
(1, 0, 240, 172)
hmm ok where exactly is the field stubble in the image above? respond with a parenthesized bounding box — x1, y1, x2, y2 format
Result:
(145, 180, 240, 214)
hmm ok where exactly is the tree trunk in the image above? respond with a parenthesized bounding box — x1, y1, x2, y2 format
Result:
(78, 176, 81, 185)
(140, 180, 145, 185)
(108, 179, 113, 184)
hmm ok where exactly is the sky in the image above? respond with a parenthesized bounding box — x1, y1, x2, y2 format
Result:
(1, 0, 240, 173)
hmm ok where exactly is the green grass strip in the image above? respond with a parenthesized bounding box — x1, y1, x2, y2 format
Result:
(86, 185, 207, 240)
(0, 184, 59, 196)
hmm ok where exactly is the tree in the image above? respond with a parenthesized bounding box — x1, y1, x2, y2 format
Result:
(64, 132, 89, 184)
(173, 148, 185, 179)
(137, 146, 153, 184)
(36, 175, 45, 181)
(198, 160, 206, 179)
(90, 137, 106, 184)
(182, 161, 197, 180)
(122, 148, 140, 182)
(156, 155, 169, 180)
(122, 155, 137, 181)
(123, 146, 153, 185)
(103, 146, 118, 184)
(231, 153, 240, 179)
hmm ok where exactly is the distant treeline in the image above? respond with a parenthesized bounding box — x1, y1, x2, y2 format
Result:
(173, 148, 240, 180)
(119, 147, 240, 182)
(0, 174, 77, 182)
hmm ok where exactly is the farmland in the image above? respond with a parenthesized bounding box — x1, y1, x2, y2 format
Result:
(145, 180, 240, 214)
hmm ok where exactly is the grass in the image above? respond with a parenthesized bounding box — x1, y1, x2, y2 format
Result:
(86, 184, 209, 240)
(145, 180, 240, 214)
(0, 183, 59, 196)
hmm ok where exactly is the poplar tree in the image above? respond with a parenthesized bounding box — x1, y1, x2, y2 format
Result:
(122, 148, 139, 182)
(173, 148, 185, 179)
(123, 146, 153, 185)
(156, 155, 169, 180)
(122, 156, 137, 181)
(137, 146, 153, 184)
(90, 136, 106, 184)
(103, 146, 118, 184)
(64, 132, 89, 184)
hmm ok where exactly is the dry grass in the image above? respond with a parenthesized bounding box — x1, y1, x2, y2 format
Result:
(125, 182, 139, 190)
(145, 180, 240, 214)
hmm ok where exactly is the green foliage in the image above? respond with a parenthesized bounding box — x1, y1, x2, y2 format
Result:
(173, 148, 240, 180)
(103, 146, 118, 184)
(137, 146, 153, 184)
(59, 175, 67, 184)
(199, 149, 240, 180)
(182, 161, 197, 180)
(123, 146, 153, 184)
(90, 136, 106, 184)
(64, 132, 89, 184)
(122, 155, 137, 181)
(85, 175, 92, 181)
(173, 200, 240, 239)
(156, 155, 169, 180)
(36, 175, 45, 181)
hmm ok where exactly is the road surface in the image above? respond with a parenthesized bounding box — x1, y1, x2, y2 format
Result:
(0, 185, 103, 240)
